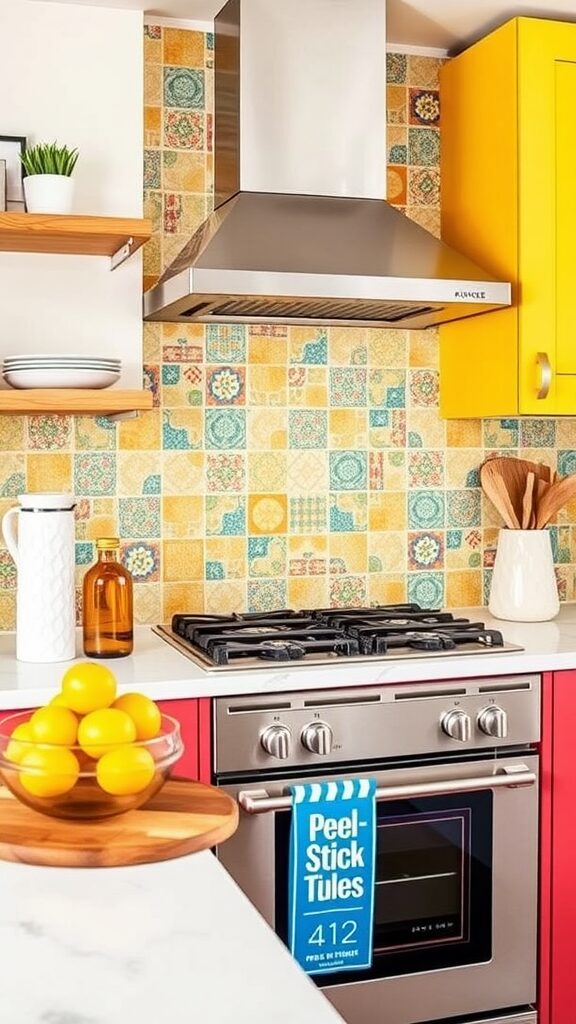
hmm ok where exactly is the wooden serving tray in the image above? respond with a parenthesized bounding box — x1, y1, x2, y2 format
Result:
(0, 780, 239, 868)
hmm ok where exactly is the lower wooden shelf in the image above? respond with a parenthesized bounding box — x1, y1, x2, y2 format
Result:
(0, 388, 153, 416)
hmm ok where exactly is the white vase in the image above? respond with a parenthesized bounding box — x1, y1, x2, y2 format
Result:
(488, 528, 560, 622)
(23, 174, 74, 214)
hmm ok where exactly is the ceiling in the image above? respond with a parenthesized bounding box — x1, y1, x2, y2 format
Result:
(25, 0, 576, 52)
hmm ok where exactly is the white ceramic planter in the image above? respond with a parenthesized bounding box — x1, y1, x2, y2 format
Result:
(23, 174, 74, 214)
(489, 528, 560, 622)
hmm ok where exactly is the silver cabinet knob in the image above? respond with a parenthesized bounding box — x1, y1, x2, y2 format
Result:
(260, 724, 291, 759)
(477, 705, 508, 739)
(441, 709, 472, 742)
(301, 721, 334, 755)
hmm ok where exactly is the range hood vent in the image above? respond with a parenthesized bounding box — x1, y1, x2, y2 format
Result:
(144, 0, 511, 329)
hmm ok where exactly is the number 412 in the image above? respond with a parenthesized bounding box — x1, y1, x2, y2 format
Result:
(309, 920, 358, 946)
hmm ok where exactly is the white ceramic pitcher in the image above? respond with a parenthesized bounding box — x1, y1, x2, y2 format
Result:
(2, 493, 77, 662)
(488, 528, 560, 622)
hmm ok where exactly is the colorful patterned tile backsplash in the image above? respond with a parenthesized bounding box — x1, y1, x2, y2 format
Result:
(1, 36, 576, 633)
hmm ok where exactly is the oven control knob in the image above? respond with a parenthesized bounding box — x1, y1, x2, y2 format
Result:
(301, 722, 334, 756)
(477, 705, 508, 739)
(260, 724, 292, 759)
(441, 709, 472, 742)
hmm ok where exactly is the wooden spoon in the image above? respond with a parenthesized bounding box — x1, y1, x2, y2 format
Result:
(480, 459, 522, 527)
(535, 475, 576, 528)
(522, 471, 535, 529)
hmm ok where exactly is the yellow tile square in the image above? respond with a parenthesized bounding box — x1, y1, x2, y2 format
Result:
(409, 329, 439, 368)
(205, 537, 246, 579)
(248, 494, 288, 535)
(204, 580, 246, 615)
(163, 452, 205, 495)
(248, 366, 287, 405)
(329, 410, 367, 449)
(367, 329, 408, 367)
(330, 534, 367, 574)
(0, 593, 16, 631)
(247, 409, 287, 449)
(407, 409, 446, 449)
(446, 419, 482, 447)
(144, 105, 161, 147)
(369, 532, 405, 573)
(288, 578, 329, 609)
(163, 539, 204, 581)
(0, 417, 25, 450)
(143, 323, 162, 363)
(27, 453, 71, 492)
(144, 64, 162, 106)
(248, 453, 287, 492)
(445, 449, 482, 489)
(133, 582, 162, 625)
(445, 570, 482, 608)
(119, 410, 161, 450)
(368, 574, 407, 605)
(248, 335, 288, 364)
(163, 582, 205, 620)
(118, 452, 162, 496)
(369, 493, 407, 531)
(86, 515, 118, 541)
(329, 328, 368, 365)
(163, 28, 205, 67)
(163, 152, 205, 192)
(144, 28, 162, 65)
(289, 535, 328, 577)
(162, 496, 204, 538)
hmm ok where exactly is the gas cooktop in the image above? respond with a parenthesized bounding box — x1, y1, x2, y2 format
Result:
(154, 604, 524, 672)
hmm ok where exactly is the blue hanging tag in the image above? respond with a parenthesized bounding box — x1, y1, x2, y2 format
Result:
(288, 777, 377, 975)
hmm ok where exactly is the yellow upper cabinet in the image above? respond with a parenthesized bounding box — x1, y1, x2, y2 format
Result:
(440, 17, 576, 417)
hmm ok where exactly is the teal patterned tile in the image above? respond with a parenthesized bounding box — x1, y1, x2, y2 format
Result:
(164, 110, 204, 149)
(74, 453, 116, 496)
(289, 496, 327, 533)
(558, 451, 576, 476)
(329, 451, 367, 490)
(408, 127, 440, 166)
(247, 579, 287, 612)
(483, 569, 493, 604)
(205, 409, 246, 449)
(329, 493, 368, 532)
(206, 325, 246, 362)
(289, 330, 328, 364)
(329, 368, 367, 406)
(75, 542, 94, 566)
(369, 409, 407, 449)
(408, 531, 444, 570)
(408, 167, 440, 205)
(164, 67, 204, 108)
(446, 489, 481, 528)
(144, 149, 161, 188)
(288, 409, 327, 448)
(27, 415, 71, 451)
(75, 416, 117, 451)
(386, 52, 407, 84)
(248, 536, 287, 577)
(408, 490, 444, 529)
(482, 419, 519, 448)
(162, 410, 202, 449)
(118, 498, 161, 538)
(368, 369, 406, 408)
(407, 571, 444, 608)
(520, 419, 556, 448)
(205, 495, 246, 535)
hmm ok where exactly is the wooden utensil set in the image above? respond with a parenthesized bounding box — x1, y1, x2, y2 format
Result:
(479, 457, 576, 530)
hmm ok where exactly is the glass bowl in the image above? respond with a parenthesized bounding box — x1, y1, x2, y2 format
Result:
(0, 711, 183, 820)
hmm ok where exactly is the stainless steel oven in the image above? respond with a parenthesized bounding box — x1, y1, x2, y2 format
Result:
(215, 675, 540, 1024)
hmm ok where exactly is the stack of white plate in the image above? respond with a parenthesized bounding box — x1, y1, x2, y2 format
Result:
(2, 354, 122, 390)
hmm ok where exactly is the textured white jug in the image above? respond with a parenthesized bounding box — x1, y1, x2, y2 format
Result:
(2, 493, 77, 662)
(489, 528, 560, 622)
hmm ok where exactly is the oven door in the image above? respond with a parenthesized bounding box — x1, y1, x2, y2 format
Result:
(217, 753, 538, 1024)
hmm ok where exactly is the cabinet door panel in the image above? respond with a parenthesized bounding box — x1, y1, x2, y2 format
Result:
(555, 60, 576, 378)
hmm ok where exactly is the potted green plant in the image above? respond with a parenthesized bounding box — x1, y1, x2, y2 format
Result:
(20, 141, 79, 214)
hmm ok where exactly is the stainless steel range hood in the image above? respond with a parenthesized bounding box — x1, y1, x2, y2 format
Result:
(144, 0, 510, 329)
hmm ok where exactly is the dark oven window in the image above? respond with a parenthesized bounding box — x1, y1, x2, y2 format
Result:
(275, 790, 493, 986)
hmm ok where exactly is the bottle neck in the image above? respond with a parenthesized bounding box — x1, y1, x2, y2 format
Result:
(98, 549, 119, 562)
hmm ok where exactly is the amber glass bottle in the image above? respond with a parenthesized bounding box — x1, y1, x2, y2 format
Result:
(83, 538, 133, 658)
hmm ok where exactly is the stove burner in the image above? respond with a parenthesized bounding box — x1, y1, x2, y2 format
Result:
(167, 605, 508, 667)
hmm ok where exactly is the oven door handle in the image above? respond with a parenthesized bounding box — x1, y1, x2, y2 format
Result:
(237, 764, 536, 814)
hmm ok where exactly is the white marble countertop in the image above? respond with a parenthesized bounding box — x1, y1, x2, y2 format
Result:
(1, 606, 576, 709)
(0, 851, 345, 1024)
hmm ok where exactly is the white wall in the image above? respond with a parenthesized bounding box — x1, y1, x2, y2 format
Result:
(0, 1, 144, 385)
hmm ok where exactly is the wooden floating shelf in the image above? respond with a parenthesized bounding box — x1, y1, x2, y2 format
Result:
(0, 212, 152, 264)
(0, 389, 153, 416)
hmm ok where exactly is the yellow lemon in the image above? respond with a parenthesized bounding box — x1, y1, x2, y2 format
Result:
(50, 693, 72, 708)
(96, 746, 156, 796)
(6, 722, 35, 764)
(60, 662, 117, 715)
(19, 746, 79, 798)
(113, 693, 161, 741)
(29, 706, 78, 746)
(78, 708, 136, 759)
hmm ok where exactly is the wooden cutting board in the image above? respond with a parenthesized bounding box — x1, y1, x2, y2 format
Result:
(0, 780, 239, 868)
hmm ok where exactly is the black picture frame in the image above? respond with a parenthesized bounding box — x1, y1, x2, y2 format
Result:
(0, 135, 26, 211)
